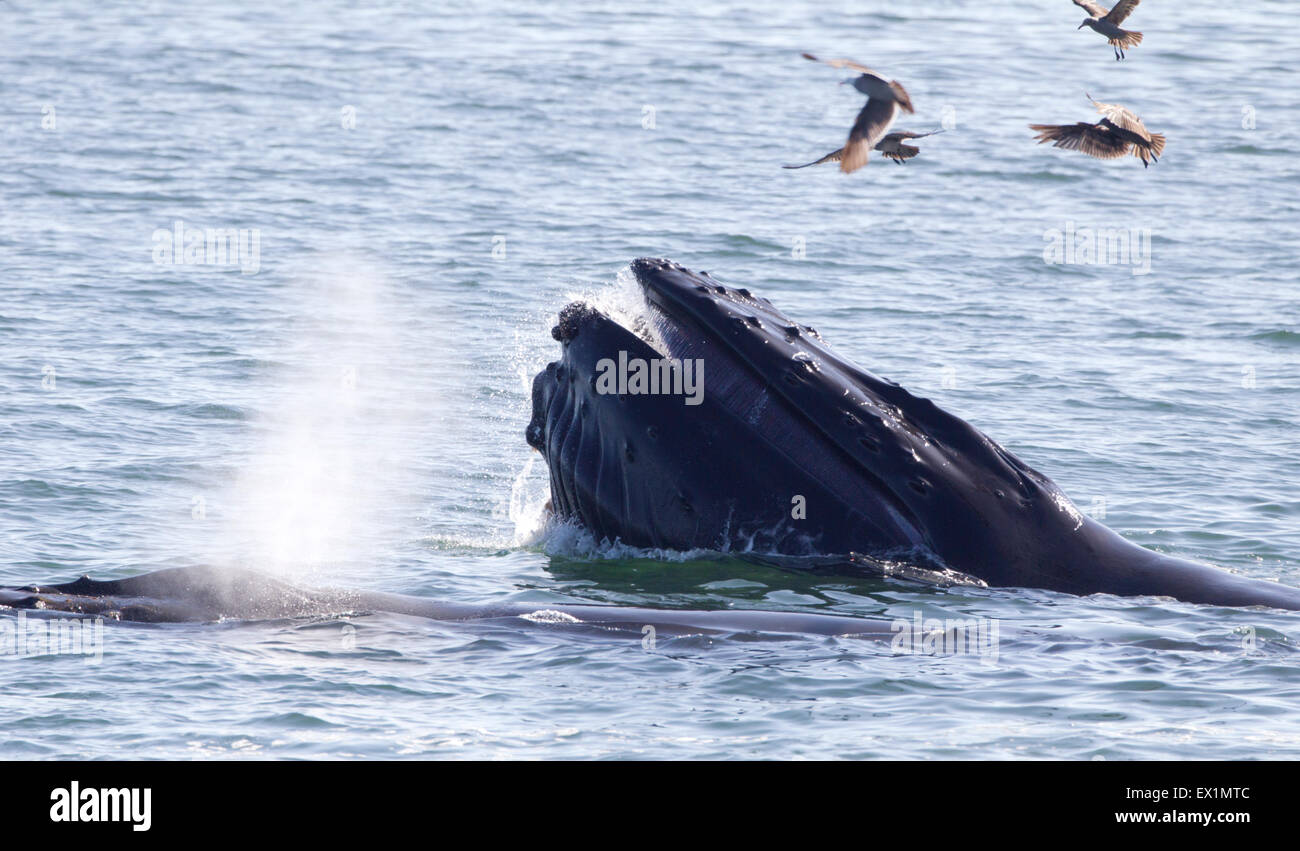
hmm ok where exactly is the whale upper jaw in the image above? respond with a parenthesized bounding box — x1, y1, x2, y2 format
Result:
(546, 258, 790, 364)
(630, 257, 829, 362)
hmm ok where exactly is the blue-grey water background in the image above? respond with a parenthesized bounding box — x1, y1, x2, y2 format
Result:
(1, 0, 1298, 759)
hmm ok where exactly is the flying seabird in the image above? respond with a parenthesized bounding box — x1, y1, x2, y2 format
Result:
(799, 53, 915, 173)
(1073, 0, 1143, 60)
(784, 130, 944, 169)
(1029, 94, 1164, 167)
(873, 130, 944, 164)
(1084, 94, 1165, 166)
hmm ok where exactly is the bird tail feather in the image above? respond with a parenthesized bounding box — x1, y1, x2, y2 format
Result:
(1111, 29, 1142, 48)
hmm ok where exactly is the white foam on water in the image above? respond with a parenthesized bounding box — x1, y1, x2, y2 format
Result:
(530, 515, 721, 564)
(519, 609, 581, 624)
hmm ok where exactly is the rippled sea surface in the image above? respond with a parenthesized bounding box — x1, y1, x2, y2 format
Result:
(2, 1, 1298, 759)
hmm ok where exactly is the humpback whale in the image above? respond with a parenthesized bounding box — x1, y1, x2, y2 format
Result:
(527, 258, 1300, 611)
(0, 565, 898, 637)
(4, 261, 1294, 633)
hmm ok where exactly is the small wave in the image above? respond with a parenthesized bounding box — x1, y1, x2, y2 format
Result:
(1249, 329, 1300, 347)
(1014, 170, 1084, 183)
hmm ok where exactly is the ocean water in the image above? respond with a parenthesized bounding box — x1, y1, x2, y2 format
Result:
(1, 0, 1298, 759)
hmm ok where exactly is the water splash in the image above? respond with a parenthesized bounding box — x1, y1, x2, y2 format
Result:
(506, 264, 660, 547)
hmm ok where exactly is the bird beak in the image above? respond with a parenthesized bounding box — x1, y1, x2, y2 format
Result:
(1077, 22, 1086, 29)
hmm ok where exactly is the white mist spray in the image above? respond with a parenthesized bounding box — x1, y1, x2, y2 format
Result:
(208, 254, 445, 582)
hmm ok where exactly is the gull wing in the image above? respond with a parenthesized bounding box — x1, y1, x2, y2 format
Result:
(883, 129, 944, 141)
(842, 97, 899, 172)
(882, 143, 921, 162)
(783, 148, 844, 169)
(1103, 0, 1140, 25)
(1029, 122, 1130, 159)
(801, 52, 881, 77)
(1071, 0, 1111, 17)
(889, 80, 915, 114)
(1088, 95, 1152, 141)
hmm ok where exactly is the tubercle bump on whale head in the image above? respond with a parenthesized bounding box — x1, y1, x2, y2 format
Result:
(551, 301, 598, 344)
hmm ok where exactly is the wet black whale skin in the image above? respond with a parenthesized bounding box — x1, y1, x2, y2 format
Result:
(528, 258, 1300, 611)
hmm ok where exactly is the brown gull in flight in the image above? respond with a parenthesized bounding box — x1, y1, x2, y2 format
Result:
(799, 53, 915, 173)
(1073, 0, 1143, 60)
(784, 130, 944, 169)
(1029, 94, 1165, 167)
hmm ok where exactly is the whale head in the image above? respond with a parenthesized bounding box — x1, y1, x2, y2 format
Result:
(528, 259, 1088, 582)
